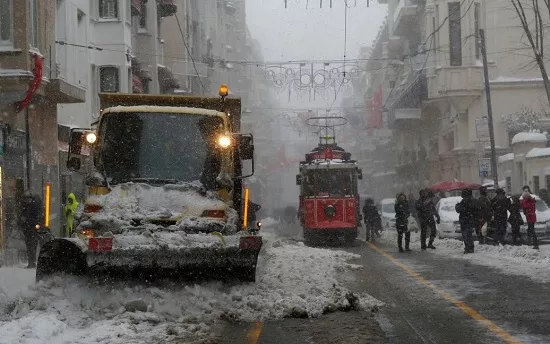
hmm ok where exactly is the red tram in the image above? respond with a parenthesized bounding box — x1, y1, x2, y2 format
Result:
(296, 117, 363, 246)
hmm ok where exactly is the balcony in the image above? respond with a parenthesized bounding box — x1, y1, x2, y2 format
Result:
(427, 66, 484, 113)
(393, 0, 419, 37)
(387, 73, 427, 128)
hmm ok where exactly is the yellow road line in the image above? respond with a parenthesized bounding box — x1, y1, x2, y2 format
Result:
(246, 321, 264, 344)
(367, 242, 523, 344)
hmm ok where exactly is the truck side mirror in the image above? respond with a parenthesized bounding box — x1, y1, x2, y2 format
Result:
(296, 175, 302, 185)
(67, 157, 81, 171)
(69, 130, 84, 155)
(358, 169, 363, 180)
(239, 135, 254, 160)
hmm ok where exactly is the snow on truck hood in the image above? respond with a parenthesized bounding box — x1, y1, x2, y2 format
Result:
(79, 182, 238, 235)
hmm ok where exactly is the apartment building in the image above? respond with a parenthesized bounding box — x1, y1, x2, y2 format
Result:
(0, 0, 86, 258)
(372, 0, 550, 194)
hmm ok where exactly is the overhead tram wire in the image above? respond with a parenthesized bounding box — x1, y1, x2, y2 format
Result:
(172, 0, 206, 94)
(328, 0, 349, 113)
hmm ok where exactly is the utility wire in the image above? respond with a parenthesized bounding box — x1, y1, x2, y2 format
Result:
(172, 0, 206, 94)
(328, 1, 349, 113)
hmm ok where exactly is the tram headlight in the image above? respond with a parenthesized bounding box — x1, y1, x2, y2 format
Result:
(324, 205, 336, 218)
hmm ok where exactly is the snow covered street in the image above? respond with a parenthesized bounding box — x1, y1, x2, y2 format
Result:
(0, 222, 382, 344)
(379, 230, 550, 283)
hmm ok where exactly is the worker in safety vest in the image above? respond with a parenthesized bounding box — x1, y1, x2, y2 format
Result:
(64, 193, 79, 237)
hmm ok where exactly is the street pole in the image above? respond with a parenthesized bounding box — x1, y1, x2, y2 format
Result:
(479, 29, 499, 189)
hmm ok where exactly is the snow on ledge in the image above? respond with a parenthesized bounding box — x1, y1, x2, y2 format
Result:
(526, 147, 550, 159)
(490, 76, 544, 83)
(498, 153, 514, 163)
(511, 132, 547, 145)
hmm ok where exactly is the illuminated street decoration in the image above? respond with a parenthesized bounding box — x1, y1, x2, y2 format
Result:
(264, 63, 365, 100)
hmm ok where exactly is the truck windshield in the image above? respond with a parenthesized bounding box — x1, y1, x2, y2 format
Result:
(99, 112, 225, 188)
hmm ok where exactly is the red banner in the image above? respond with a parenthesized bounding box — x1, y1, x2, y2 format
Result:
(366, 85, 383, 136)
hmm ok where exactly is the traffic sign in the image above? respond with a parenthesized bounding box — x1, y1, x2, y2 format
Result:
(478, 158, 491, 177)
(475, 118, 489, 139)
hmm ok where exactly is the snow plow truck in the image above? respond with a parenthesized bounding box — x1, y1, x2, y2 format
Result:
(36, 85, 263, 282)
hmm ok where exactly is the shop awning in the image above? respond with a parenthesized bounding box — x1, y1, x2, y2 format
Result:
(157, 0, 177, 17)
(131, 0, 142, 16)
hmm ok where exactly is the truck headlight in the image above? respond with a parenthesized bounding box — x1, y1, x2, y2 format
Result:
(217, 135, 232, 148)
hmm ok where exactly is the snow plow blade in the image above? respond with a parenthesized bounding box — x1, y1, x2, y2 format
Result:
(36, 236, 263, 283)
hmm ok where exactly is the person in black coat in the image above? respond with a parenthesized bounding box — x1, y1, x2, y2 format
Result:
(455, 188, 480, 254)
(247, 201, 261, 227)
(508, 194, 524, 245)
(395, 192, 411, 252)
(416, 189, 440, 250)
(363, 198, 381, 242)
(491, 188, 510, 246)
(19, 192, 43, 268)
(477, 187, 491, 244)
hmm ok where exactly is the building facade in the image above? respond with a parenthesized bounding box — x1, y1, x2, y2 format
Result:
(369, 0, 550, 195)
(0, 0, 86, 262)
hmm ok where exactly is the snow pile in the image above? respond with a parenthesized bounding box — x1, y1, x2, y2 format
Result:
(0, 234, 382, 344)
(81, 182, 238, 236)
(379, 231, 550, 283)
(526, 147, 550, 159)
(511, 132, 547, 145)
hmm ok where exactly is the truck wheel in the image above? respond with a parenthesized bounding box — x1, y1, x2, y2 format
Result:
(36, 240, 87, 282)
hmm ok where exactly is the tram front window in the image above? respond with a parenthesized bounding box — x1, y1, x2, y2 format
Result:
(314, 170, 354, 197)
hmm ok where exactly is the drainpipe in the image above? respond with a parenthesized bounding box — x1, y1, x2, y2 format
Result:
(25, 107, 31, 191)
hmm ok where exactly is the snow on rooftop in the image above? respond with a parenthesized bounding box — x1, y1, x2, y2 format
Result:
(498, 153, 514, 163)
(103, 105, 225, 117)
(511, 132, 548, 145)
(526, 147, 550, 159)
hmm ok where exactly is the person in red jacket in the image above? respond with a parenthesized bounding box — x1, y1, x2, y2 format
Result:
(521, 185, 539, 249)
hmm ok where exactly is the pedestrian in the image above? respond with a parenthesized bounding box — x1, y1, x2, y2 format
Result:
(395, 192, 411, 252)
(408, 190, 419, 233)
(477, 187, 492, 244)
(491, 188, 510, 246)
(19, 192, 43, 268)
(363, 198, 381, 242)
(415, 189, 440, 250)
(508, 194, 524, 246)
(455, 189, 480, 254)
(64, 193, 79, 237)
(247, 200, 261, 229)
(521, 185, 539, 249)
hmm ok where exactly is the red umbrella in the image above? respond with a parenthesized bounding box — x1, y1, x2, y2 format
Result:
(430, 179, 482, 192)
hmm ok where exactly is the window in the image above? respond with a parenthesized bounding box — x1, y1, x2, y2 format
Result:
(474, 3, 481, 59)
(99, 0, 118, 19)
(99, 66, 119, 92)
(506, 177, 512, 195)
(448, 2, 462, 66)
(29, 0, 38, 48)
(0, 0, 12, 46)
(128, 67, 131, 93)
(534, 176, 540, 194)
(100, 113, 224, 188)
(138, 1, 147, 30)
(546, 175, 550, 189)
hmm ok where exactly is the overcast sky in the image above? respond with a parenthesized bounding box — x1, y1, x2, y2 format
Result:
(245, 0, 388, 61)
